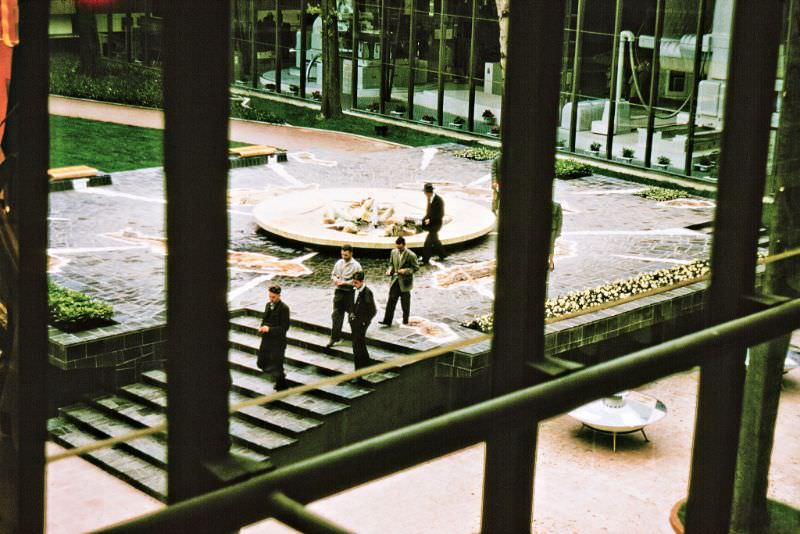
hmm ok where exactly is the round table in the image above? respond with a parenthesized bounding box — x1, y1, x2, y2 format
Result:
(568, 391, 667, 452)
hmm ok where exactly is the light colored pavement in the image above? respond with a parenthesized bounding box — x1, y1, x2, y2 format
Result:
(49, 95, 403, 154)
(46, 368, 800, 533)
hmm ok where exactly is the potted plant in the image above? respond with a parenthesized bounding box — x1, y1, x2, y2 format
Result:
(311, 90, 322, 101)
(449, 116, 465, 129)
(390, 104, 406, 117)
(482, 109, 496, 125)
(621, 147, 635, 162)
(421, 113, 435, 124)
(589, 142, 602, 155)
(366, 101, 381, 113)
(694, 154, 713, 172)
(556, 138, 566, 150)
(656, 155, 671, 170)
(489, 125, 500, 137)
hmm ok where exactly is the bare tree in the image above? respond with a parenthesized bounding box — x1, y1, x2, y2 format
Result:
(320, 0, 343, 118)
(75, 0, 101, 76)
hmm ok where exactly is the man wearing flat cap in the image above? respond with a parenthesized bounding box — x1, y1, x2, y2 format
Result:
(421, 182, 446, 265)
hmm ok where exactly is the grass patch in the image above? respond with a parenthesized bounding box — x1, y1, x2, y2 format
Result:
(50, 115, 164, 172)
(51, 116, 247, 172)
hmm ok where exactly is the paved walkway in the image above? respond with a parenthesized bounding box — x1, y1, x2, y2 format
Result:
(43, 98, 799, 533)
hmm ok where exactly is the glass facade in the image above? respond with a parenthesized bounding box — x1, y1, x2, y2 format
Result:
(58, 0, 795, 183)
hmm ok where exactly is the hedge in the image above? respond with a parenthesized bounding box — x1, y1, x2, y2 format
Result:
(48, 282, 115, 332)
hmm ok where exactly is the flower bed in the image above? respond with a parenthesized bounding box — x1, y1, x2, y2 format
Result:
(453, 147, 501, 161)
(462, 259, 710, 333)
(634, 187, 688, 202)
(48, 282, 115, 332)
(555, 160, 592, 179)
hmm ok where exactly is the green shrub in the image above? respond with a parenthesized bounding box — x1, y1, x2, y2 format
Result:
(622, 147, 635, 158)
(50, 53, 163, 108)
(589, 142, 602, 152)
(48, 282, 115, 332)
(230, 101, 286, 124)
(634, 187, 688, 201)
(462, 259, 710, 333)
(555, 160, 592, 179)
(454, 147, 501, 161)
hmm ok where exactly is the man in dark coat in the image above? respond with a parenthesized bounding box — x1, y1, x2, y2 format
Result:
(379, 236, 419, 326)
(348, 271, 377, 369)
(258, 284, 290, 391)
(421, 182, 447, 264)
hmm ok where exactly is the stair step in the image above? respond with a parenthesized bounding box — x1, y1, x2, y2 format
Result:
(121, 379, 322, 436)
(228, 369, 349, 417)
(229, 317, 404, 361)
(59, 404, 168, 467)
(285, 346, 399, 384)
(228, 349, 372, 400)
(229, 390, 323, 435)
(91, 394, 292, 457)
(48, 418, 167, 501)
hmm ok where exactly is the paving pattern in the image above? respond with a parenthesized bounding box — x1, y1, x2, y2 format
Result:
(48, 144, 715, 338)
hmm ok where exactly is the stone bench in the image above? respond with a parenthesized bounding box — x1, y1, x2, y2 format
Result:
(48, 165, 112, 191)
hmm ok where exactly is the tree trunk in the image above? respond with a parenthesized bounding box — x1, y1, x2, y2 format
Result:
(730, 0, 800, 532)
(75, 0, 101, 76)
(494, 0, 509, 73)
(320, 0, 342, 118)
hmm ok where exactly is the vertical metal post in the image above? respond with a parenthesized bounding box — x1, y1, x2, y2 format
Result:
(567, 0, 585, 152)
(300, 0, 308, 98)
(684, 0, 707, 176)
(604, 0, 623, 160)
(481, 1, 566, 532)
(162, 0, 232, 504)
(379, 0, 388, 112)
(644, 0, 665, 167)
(436, 0, 446, 125)
(106, 2, 113, 58)
(406, 0, 417, 119)
(684, 1, 784, 531)
(351, 0, 360, 108)
(466, 0, 477, 131)
(126, 0, 133, 62)
(0, 1, 49, 532)
(251, 0, 258, 89)
(275, 0, 282, 92)
(143, 0, 150, 65)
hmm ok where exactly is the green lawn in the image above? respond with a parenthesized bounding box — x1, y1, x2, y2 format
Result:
(50, 116, 248, 173)
(50, 115, 164, 172)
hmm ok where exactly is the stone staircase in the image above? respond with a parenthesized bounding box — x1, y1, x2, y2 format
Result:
(47, 309, 410, 502)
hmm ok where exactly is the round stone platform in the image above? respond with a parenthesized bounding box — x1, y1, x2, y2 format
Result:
(253, 187, 496, 249)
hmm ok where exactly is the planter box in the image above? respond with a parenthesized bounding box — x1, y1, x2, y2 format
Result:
(449, 122, 464, 129)
(390, 110, 405, 117)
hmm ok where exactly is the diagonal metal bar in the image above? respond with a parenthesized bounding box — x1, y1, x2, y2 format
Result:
(684, 0, 785, 531)
(98, 298, 800, 534)
(265, 491, 352, 534)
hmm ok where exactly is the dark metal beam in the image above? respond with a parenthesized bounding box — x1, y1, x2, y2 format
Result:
(604, 0, 623, 160)
(406, 0, 417, 120)
(567, 0, 585, 153)
(352, 0, 360, 108)
(643, 0, 665, 167)
(275, 0, 283, 92)
(0, 1, 50, 532)
(684, 0, 785, 531)
(436, 0, 446, 125)
(162, 0, 232, 504)
(379, 0, 388, 112)
(482, 1, 567, 532)
(300, 0, 308, 98)
(466, 0, 477, 131)
(683, 0, 707, 176)
(265, 491, 352, 534)
(99, 298, 800, 534)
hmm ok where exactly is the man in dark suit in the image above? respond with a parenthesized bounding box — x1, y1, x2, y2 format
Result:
(348, 271, 377, 369)
(258, 284, 290, 391)
(421, 182, 447, 264)
(379, 236, 419, 326)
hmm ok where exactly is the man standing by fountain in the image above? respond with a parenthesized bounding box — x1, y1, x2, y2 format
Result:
(258, 285, 290, 391)
(421, 183, 446, 265)
(349, 271, 377, 369)
(327, 244, 362, 348)
(379, 236, 418, 326)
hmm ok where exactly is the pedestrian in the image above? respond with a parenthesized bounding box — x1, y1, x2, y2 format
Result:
(349, 271, 377, 369)
(491, 155, 501, 216)
(379, 236, 418, 326)
(327, 243, 362, 348)
(258, 284, 290, 391)
(549, 201, 563, 272)
(420, 182, 447, 264)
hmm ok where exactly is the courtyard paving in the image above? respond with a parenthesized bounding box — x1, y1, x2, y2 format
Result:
(43, 101, 800, 533)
